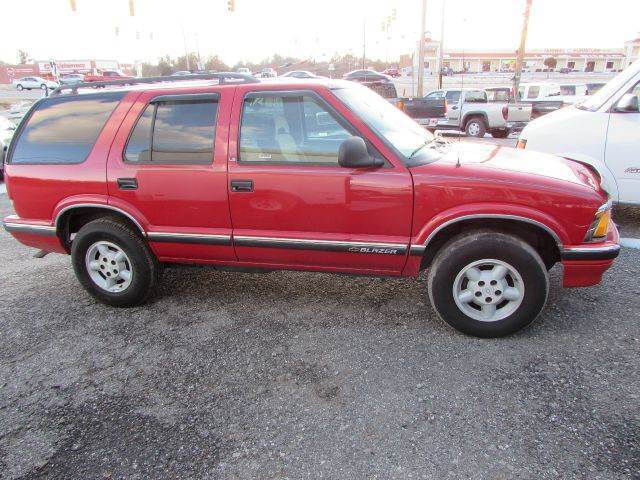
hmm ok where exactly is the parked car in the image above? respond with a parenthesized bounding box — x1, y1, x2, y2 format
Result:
(2, 75, 618, 338)
(0, 117, 17, 180)
(419, 88, 531, 137)
(59, 74, 86, 85)
(343, 69, 391, 83)
(171, 71, 193, 76)
(440, 66, 454, 76)
(342, 70, 398, 103)
(84, 70, 133, 83)
(12, 76, 59, 91)
(586, 82, 605, 94)
(518, 59, 640, 205)
(382, 68, 400, 77)
(259, 68, 277, 78)
(281, 70, 319, 79)
(517, 82, 566, 118)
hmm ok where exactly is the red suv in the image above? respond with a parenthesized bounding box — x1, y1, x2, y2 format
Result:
(2, 73, 619, 337)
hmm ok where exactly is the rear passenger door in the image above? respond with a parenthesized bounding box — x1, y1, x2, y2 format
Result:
(107, 90, 235, 262)
(227, 87, 413, 273)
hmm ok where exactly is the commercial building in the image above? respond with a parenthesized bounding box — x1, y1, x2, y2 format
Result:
(0, 59, 132, 84)
(402, 34, 640, 74)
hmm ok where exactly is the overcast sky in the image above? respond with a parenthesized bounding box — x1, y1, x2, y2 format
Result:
(2, 0, 639, 65)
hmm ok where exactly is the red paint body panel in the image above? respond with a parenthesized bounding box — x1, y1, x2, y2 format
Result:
(106, 86, 236, 261)
(226, 83, 413, 272)
(2, 79, 619, 289)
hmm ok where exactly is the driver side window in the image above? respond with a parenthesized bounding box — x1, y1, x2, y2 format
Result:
(239, 93, 352, 165)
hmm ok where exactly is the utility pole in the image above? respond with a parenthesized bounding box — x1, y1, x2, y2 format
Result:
(437, 0, 446, 89)
(416, 0, 427, 97)
(362, 19, 366, 69)
(512, 0, 532, 102)
(182, 26, 190, 71)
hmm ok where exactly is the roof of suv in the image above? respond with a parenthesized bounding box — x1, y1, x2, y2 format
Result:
(51, 75, 357, 99)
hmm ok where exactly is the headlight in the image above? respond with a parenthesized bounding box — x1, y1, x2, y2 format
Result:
(584, 201, 612, 242)
(516, 139, 527, 149)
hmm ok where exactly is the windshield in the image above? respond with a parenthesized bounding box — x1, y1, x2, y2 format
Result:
(333, 85, 433, 158)
(577, 61, 640, 111)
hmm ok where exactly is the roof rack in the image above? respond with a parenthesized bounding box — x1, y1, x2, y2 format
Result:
(50, 72, 258, 96)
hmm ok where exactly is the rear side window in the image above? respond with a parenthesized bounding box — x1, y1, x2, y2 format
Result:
(10, 92, 125, 165)
(464, 90, 487, 103)
(527, 86, 540, 99)
(124, 96, 218, 164)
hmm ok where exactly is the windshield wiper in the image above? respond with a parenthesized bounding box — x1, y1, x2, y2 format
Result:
(408, 138, 436, 158)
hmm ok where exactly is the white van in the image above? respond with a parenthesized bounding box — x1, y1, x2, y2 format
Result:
(517, 60, 640, 205)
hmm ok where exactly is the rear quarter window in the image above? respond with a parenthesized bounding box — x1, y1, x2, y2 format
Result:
(9, 92, 125, 165)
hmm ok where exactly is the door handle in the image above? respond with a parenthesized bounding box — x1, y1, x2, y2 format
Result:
(117, 178, 138, 190)
(230, 179, 253, 192)
(451, 105, 458, 110)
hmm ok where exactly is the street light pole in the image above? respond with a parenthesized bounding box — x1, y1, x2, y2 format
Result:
(513, 0, 532, 101)
(437, 0, 446, 89)
(416, 0, 427, 97)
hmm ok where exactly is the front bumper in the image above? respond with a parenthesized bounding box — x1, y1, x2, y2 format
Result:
(560, 222, 620, 287)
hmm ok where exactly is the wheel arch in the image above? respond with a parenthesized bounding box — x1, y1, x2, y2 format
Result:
(55, 203, 146, 252)
(461, 111, 489, 128)
(419, 214, 563, 271)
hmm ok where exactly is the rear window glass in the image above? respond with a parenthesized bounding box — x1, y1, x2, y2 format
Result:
(10, 92, 124, 165)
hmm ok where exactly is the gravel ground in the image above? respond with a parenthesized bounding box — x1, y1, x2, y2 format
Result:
(0, 191, 639, 480)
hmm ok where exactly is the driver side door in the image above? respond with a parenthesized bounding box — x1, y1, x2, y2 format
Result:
(227, 87, 413, 273)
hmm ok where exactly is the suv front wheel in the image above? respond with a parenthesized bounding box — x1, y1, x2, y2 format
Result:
(71, 217, 161, 307)
(427, 230, 549, 337)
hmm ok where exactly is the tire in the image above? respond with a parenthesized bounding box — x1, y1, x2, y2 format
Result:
(464, 116, 486, 138)
(16, 84, 23, 91)
(490, 129, 509, 138)
(427, 230, 549, 338)
(71, 217, 161, 307)
(40, 84, 47, 90)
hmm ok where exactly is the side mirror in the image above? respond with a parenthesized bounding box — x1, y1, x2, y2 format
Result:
(614, 93, 639, 113)
(338, 137, 383, 168)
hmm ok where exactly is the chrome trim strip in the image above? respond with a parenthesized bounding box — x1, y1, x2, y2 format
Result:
(54, 204, 146, 235)
(423, 214, 563, 248)
(409, 244, 426, 256)
(148, 232, 231, 245)
(234, 236, 408, 255)
(561, 244, 620, 261)
(3, 222, 57, 236)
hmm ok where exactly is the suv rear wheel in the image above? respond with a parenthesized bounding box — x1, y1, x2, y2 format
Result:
(71, 217, 161, 307)
(427, 230, 549, 337)
(465, 116, 486, 137)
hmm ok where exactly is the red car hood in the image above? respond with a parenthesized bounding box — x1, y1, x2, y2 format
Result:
(440, 141, 598, 189)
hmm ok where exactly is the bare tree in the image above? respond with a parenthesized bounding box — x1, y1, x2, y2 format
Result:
(17, 49, 30, 64)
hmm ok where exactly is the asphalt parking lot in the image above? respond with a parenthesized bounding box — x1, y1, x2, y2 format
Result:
(1, 163, 639, 479)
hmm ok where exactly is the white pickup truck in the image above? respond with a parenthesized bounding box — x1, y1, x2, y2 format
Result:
(518, 60, 640, 205)
(423, 88, 532, 138)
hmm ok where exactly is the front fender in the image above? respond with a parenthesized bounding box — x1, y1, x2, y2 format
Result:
(412, 202, 569, 247)
(556, 152, 619, 202)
